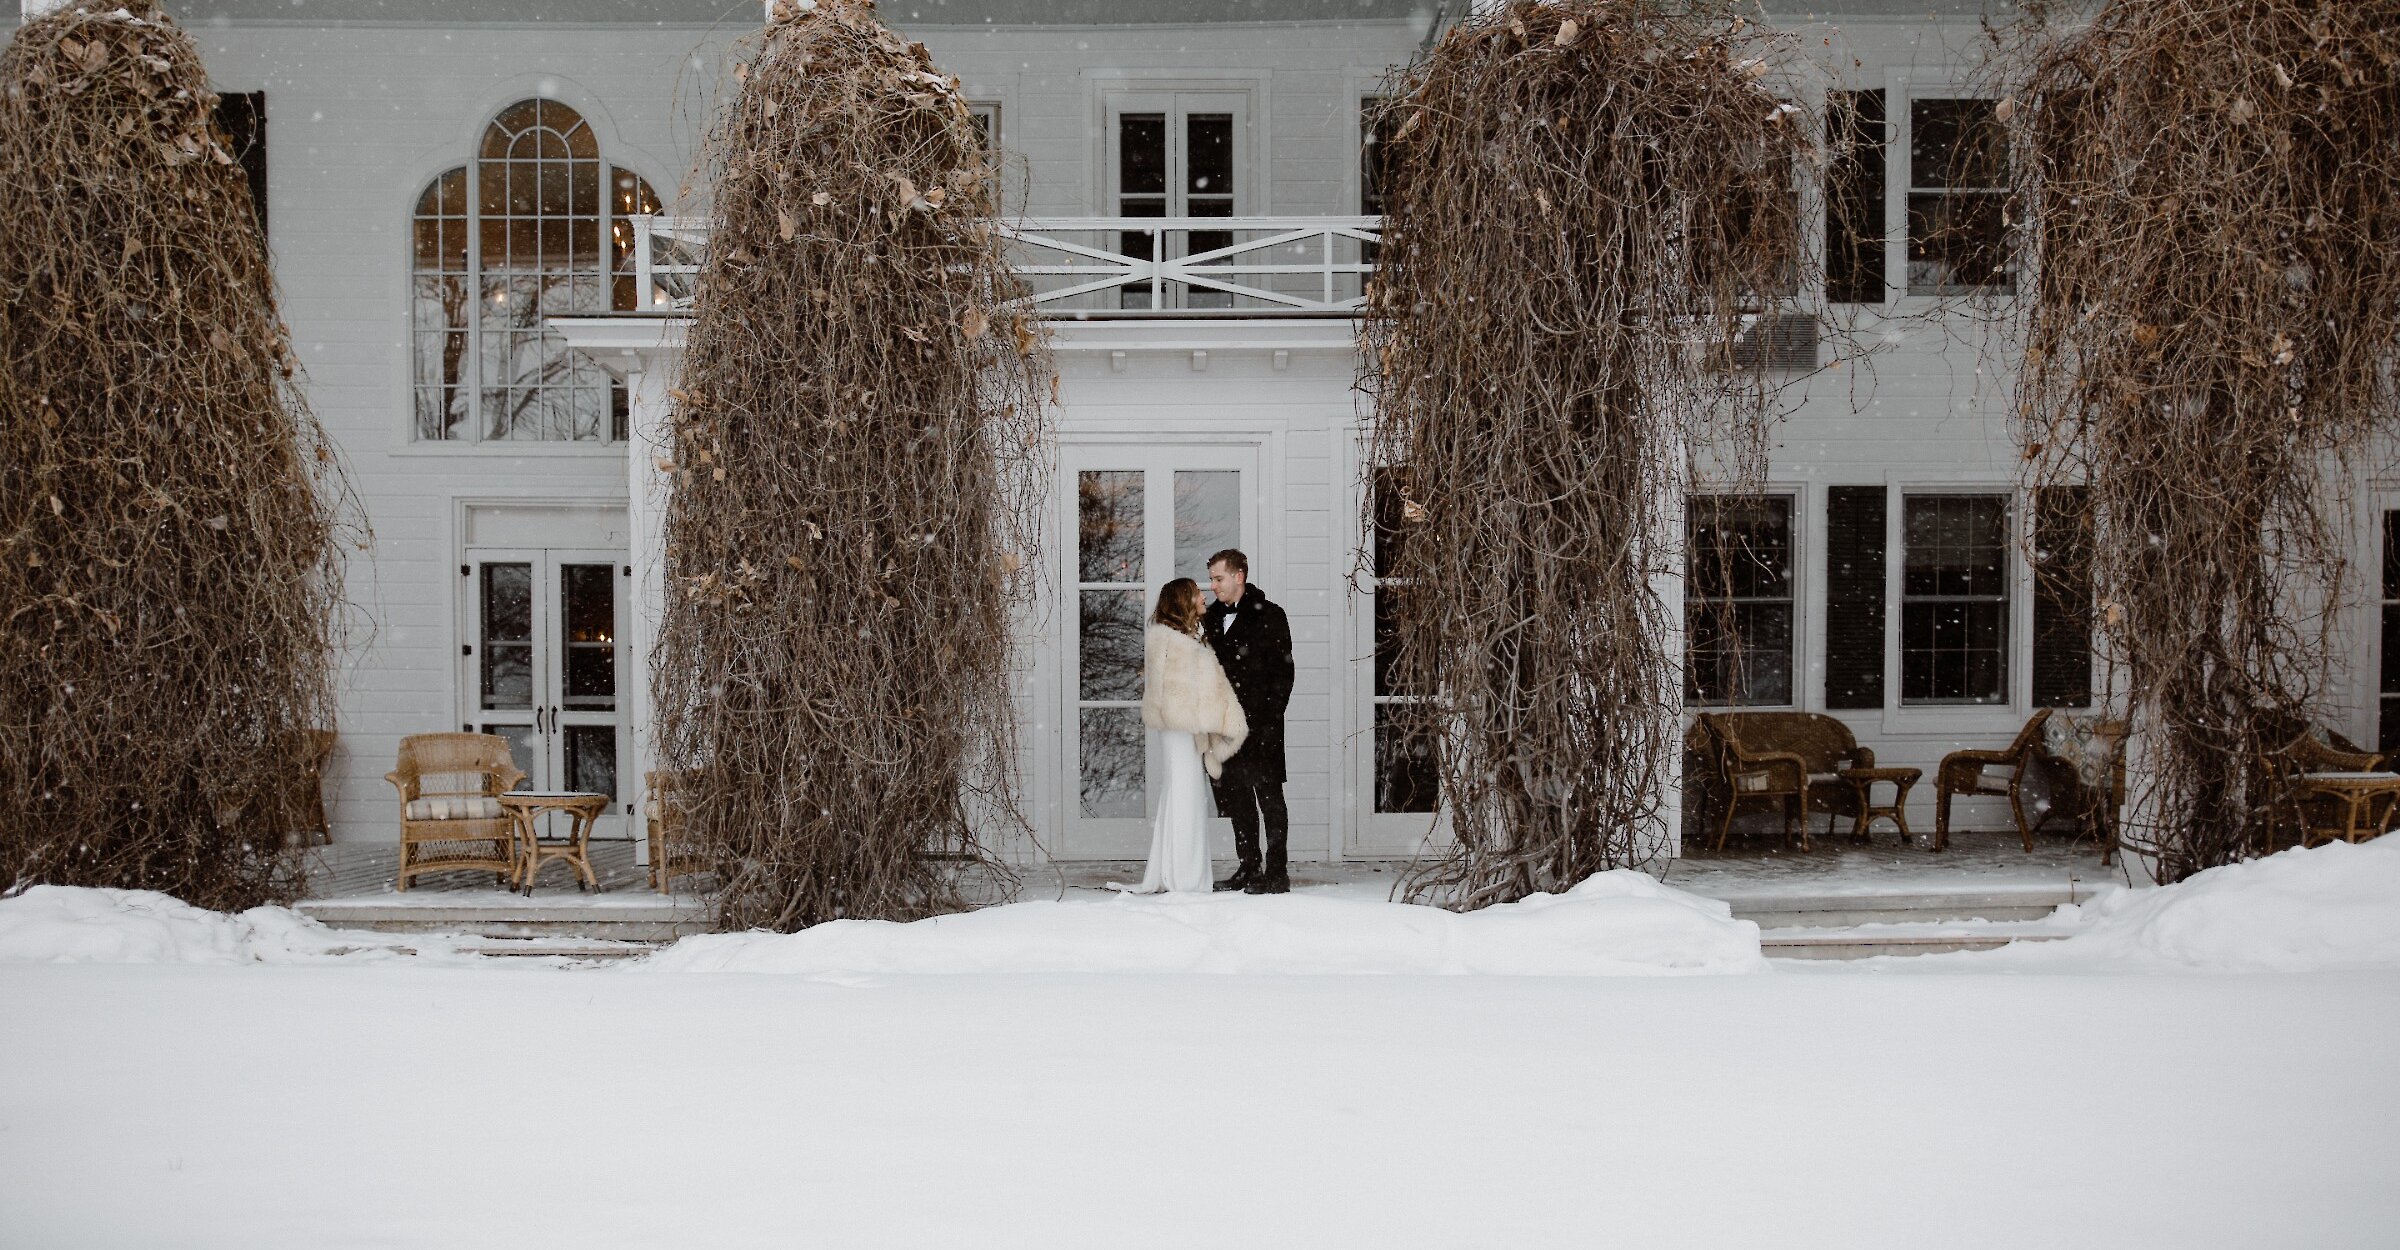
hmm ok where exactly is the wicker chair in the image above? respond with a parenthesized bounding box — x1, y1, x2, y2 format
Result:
(1933, 709, 2055, 852)
(2255, 718, 2388, 850)
(386, 733, 525, 891)
(644, 770, 702, 894)
(1694, 712, 1875, 851)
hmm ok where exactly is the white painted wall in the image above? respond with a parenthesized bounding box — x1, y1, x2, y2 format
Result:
(13, 4, 2375, 852)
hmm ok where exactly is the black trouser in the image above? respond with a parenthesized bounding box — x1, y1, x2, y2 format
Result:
(1221, 779, 1289, 878)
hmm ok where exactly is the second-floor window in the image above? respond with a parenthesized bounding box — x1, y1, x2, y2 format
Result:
(1906, 96, 2012, 296)
(1109, 91, 1243, 309)
(411, 98, 661, 443)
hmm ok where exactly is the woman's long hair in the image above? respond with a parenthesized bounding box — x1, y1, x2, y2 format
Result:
(1151, 578, 1204, 636)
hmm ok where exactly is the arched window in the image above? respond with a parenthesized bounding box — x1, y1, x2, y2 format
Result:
(411, 99, 661, 442)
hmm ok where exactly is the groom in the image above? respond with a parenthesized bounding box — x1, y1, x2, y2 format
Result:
(1202, 549, 1294, 895)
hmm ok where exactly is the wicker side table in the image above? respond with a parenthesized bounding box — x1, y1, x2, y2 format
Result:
(498, 791, 610, 894)
(2291, 772, 2400, 848)
(1839, 766, 1923, 846)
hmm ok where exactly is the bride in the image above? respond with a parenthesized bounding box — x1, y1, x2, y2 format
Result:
(1123, 578, 1247, 894)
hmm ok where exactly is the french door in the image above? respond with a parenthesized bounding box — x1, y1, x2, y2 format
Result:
(462, 548, 631, 837)
(1106, 91, 1246, 310)
(1347, 468, 1448, 856)
(1063, 442, 1259, 859)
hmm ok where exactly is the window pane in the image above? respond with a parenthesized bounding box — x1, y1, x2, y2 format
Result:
(1118, 114, 1166, 196)
(1911, 99, 2006, 190)
(563, 725, 618, 803)
(1360, 97, 1392, 216)
(480, 563, 533, 710)
(1374, 704, 1439, 814)
(1374, 585, 1420, 698)
(1372, 467, 1423, 579)
(1079, 590, 1145, 701)
(1077, 471, 1143, 583)
(482, 723, 538, 786)
(1688, 498, 1793, 600)
(561, 563, 616, 709)
(1907, 193, 2011, 294)
(1904, 496, 2008, 598)
(1686, 497, 1796, 705)
(1079, 707, 1146, 818)
(2384, 511, 2400, 600)
(1689, 601, 1796, 706)
(1901, 495, 2009, 704)
(1187, 113, 1233, 197)
(1173, 471, 1240, 585)
(1901, 600, 2007, 703)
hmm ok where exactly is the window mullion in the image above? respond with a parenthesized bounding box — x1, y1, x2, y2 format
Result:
(464, 155, 484, 444)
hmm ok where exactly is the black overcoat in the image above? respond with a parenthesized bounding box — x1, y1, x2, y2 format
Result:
(1202, 583, 1294, 795)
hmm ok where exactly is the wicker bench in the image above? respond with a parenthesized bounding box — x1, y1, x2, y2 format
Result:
(1688, 712, 1874, 851)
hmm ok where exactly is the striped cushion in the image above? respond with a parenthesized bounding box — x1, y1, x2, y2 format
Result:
(405, 794, 504, 821)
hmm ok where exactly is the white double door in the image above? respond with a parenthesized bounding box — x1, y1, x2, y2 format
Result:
(461, 547, 631, 838)
(1062, 441, 1258, 859)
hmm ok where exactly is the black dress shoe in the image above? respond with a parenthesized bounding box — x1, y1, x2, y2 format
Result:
(1213, 867, 1257, 893)
(1242, 874, 1290, 895)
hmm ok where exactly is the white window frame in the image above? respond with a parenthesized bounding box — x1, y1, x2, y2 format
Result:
(1686, 490, 1804, 710)
(1895, 490, 2016, 708)
(1889, 76, 2015, 300)
(405, 99, 663, 447)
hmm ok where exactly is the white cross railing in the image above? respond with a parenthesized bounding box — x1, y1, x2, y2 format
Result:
(626, 214, 1383, 316)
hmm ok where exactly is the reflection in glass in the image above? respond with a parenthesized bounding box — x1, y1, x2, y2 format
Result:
(1078, 471, 1144, 583)
(1901, 494, 2010, 703)
(1373, 585, 1418, 698)
(479, 563, 533, 710)
(564, 724, 618, 803)
(561, 563, 616, 709)
(1686, 497, 1797, 705)
(1173, 470, 1240, 585)
(1080, 707, 1146, 818)
(1374, 704, 1439, 814)
(1080, 591, 1145, 701)
(484, 723, 538, 788)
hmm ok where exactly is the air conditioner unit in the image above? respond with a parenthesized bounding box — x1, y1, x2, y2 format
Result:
(1729, 310, 1820, 373)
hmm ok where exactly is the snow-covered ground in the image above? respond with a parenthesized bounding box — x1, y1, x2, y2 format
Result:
(4, 841, 2398, 1247)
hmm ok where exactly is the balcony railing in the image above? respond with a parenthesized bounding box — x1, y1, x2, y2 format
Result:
(625, 214, 1382, 317)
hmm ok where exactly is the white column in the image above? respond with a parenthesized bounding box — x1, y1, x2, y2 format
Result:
(1646, 432, 1687, 861)
(625, 359, 672, 865)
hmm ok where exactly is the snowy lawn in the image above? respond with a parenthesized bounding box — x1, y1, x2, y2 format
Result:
(4, 842, 2399, 1248)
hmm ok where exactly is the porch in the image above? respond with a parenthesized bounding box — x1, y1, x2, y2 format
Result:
(295, 830, 2118, 960)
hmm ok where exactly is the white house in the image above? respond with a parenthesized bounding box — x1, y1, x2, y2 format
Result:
(15, 0, 2392, 864)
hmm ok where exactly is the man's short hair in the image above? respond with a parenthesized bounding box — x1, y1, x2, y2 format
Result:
(1207, 548, 1249, 575)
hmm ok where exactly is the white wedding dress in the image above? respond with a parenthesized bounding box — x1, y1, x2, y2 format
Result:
(1131, 728, 1212, 893)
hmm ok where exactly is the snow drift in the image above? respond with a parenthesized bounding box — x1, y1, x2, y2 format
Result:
(1977, 836, 2400, 972)
(0, 886, 442, 965)
(639, 869, 1768, 976)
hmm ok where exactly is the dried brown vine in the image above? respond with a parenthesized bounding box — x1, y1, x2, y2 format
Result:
(2003, 0, 2400, 881)
(0, 1, 354, 909)
(1366, 0, 1808, 909)
(658, 0, 1051, 931)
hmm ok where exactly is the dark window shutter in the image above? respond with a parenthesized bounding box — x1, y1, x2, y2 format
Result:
(2032, 485, 2094, 707)
(1825, 88, 1886, 304)
(1824, 485, 1887, 708)
(212, 91, 267, 241)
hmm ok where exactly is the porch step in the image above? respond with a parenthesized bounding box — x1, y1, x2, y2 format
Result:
(296, 895, 713, 944)
(1710, 881, 2112, 930)
(1759, 921, 2073, 960)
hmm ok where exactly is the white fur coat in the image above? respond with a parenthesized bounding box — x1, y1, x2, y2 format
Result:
(1142, 624, 1248, 778)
